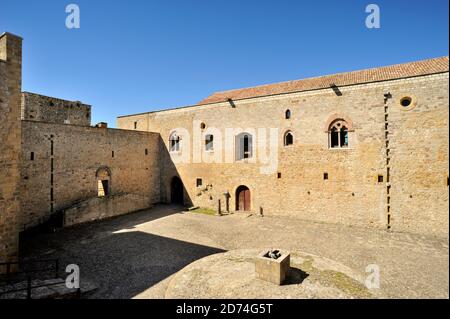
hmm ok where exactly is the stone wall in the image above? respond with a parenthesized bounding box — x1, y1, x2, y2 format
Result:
(21, 92, 91, 126)
(117, 72, 449, 238)
(63, 193, 154, 226)
(387, 73, 449, 236)
(0, 33, 22, 268)
(20, 121, 161, 229)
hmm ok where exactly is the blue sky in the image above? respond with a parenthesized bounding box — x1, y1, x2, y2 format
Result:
(0, 0, 448, 126)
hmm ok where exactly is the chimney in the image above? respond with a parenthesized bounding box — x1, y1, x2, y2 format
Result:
(95, 122, 108, 128)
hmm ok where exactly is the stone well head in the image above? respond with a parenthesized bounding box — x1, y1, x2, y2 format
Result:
(255, 250, 290, 285)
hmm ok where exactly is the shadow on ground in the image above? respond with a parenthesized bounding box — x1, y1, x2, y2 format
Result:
(284, 267, 309, 285)
(19, 205, 225, 299)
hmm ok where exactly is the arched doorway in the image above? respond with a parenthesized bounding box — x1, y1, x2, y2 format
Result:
(171, 176, 184, 204)
(236, 185, 251, 211)
(96, 166, 111, 197)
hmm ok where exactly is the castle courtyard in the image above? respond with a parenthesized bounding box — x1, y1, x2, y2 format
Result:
(20, 205, 449, 299)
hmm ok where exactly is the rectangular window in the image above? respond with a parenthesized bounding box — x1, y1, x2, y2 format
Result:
(196, 178, 203, 187)
(170, 138, 180, 152)
(378, 175, 384, 183)
(145, 148, 148, 155)
(324, 173, 328, 180)
(205, 135, 214, 151)
(330, 130, 339, 148)
(340, 130, 348, 147)
(243, 135, 249, 158)
(134, 121, 137, 129)
(244, 135, 248, 158)
(112, 151, 115, 158)
(277, 172, 281, 179)
(98, 180, 109, 197)
(30, 152, 34, 161)
(236, 134, 253, 161)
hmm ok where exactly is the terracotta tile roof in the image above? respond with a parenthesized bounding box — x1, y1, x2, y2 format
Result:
(199, 56, 449, 104)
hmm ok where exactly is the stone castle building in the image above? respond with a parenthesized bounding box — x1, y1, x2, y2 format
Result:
(0, 32, 448, 269)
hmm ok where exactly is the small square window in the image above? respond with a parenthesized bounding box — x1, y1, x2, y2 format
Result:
(324, 173, 328, 180)
(196, 178, 203, 187)
(378, 175, 384, 183)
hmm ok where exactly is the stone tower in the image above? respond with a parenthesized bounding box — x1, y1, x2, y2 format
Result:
(0, 32, 22, 272)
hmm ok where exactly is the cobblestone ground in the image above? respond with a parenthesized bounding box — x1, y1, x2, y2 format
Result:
(20, 205, 449, 299)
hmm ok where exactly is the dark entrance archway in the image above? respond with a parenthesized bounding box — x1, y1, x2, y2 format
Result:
(171, 176, 184, 205)
(235, 185, 251, 211)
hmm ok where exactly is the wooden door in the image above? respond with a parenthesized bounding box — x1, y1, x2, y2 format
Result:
(236, 186, 251, 211)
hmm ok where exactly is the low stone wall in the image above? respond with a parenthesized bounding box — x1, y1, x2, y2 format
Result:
(63, 193, 152, 227)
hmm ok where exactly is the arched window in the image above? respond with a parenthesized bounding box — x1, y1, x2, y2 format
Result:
(205, 134, 214, 151)
(169, 132, 180, 152)
(285, 109, 291, 119)
(236, 132, 253, 161)
(284, 131, 294, 146)
(328, 119, 349, 148)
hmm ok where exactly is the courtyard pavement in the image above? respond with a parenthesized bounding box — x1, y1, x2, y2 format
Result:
(20, 205, 449, 298)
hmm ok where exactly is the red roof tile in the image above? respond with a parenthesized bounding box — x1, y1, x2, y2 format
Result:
(199, 56, 449, 104)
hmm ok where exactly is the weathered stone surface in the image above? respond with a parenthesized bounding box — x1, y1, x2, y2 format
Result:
(21, 92, 91, 126)
(63, 193, 154, 226)
(164, 249, 379, 299)
(255, 250, 290, 285)
(19, 205, 449, 299)
(0, 32, 22, 271)
(20, 121, 161, 230)
(117, 72, 449, 238)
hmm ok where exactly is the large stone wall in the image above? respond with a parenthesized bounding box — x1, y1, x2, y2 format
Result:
(0, 33, 22, 268)
(21, 92, 91, 126)
(117, 72, 449, 238)
(387, 73, 449, 236)
(20, 121, 161, 229)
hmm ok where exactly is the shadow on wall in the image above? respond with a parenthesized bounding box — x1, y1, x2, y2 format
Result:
(19, 204, 225, 298)
(158, 135, 194, 208)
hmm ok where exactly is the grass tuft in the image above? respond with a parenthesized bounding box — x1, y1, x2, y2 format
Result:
(190, 207, 216, 216)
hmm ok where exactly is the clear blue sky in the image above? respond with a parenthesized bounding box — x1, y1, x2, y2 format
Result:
(1, 0, 448, 126)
